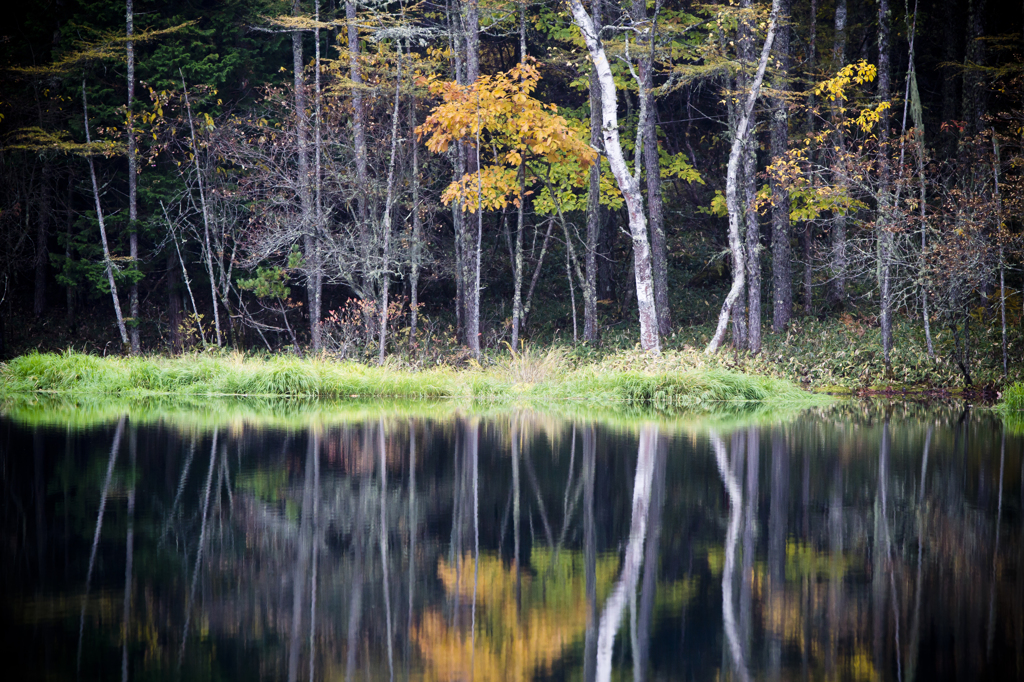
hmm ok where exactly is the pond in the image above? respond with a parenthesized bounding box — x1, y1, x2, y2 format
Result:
(1, 400, 1020, 681)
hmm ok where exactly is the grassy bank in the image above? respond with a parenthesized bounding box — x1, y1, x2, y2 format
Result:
(999, 381, 1024, 410)
(0, 349, 825, 411)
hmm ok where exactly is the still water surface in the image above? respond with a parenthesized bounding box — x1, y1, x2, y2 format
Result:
(1, 402, 1021, 681)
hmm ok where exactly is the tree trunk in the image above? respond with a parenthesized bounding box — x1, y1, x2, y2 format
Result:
(409, 88, 422, 350)
(963, 0, 987, 133)
(804, 0, 816, 316)
(942, 0, 959, 124)
(512, 2, 530, 349)
(632, 0, 670, 337)
(293, 0, 318, 351)
(511, 159, 526, 349)
(828, 0, 848, 308)
(584, 71, 601, 342)
(311, 0, 325, 352)
(993, 132, 1006, 377)
(906, 11, 934, 357)
(180, 77, 222, 347)
(465, 0, 482, 358)
(34, 163, 51, 318)
(82, 81, 129, 348)
(877, 0, 893, 372)
(378, 44, 403, 364)
(727, 20, 747, 350)
(347, 0, 370, 300)
(583, 0, 602, 344)
(521, 218, 555, 327)
(567, 0, 661, 353)
(705, 0, 782, 354)
(740, 0, 761, 354)
(744, 134, 761, 353)
(770, 0, 792, 333)
(65, 177, 76, 334)
(127, 0, 140, 354)
(167, 252, 183, 353)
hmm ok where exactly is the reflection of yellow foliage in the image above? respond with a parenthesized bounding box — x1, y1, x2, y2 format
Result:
(414, 550, 620, 682)
(785, 540, 854, 579)
(759, 542, 878, 682)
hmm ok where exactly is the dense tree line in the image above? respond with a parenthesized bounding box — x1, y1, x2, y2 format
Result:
(2, 0, 1023, 370)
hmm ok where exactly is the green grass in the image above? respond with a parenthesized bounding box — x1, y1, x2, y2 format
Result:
(999, 381, 1024, 411)
(0, 349, 828, 414)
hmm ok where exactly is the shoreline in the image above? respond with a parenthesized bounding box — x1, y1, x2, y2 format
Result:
(0, 350, 828, 410)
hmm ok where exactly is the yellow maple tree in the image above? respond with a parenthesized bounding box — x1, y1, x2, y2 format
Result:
(417, 59, 597, 213)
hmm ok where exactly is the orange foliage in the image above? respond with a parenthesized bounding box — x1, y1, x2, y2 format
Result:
(417, 60, 597, 213)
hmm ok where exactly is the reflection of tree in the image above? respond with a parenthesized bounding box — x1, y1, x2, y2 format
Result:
(596, 423, 658, 682)
(711, 429, 750, 682)
(77, 415, 124, 675)
(9, 408, 1022, 681)
(414, 549, 619, 682)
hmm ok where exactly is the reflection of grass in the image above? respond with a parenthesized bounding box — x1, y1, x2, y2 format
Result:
(236, 468, 289, 503)
(0, 393, 462, 431)
(1, 350, 828, 410)
(999, 407, 1024, 435)
(0, 392, 824, 437)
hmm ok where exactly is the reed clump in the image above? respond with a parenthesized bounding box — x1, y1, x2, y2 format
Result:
(998, 381, 1024, 411)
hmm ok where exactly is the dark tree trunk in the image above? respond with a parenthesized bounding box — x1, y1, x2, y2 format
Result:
(598, 211, 615, 304)
(167, 252, 182, 353)
(744, 135, 761, 353)
(464, 0, 481, 357)
(65, 178, 76, 335)
(632, 0, 670, 337)
(728, 69, 747, 351)
(347, 0, 369, 282)
(942, 0, 960, 123)
(803, 0, 817, 315)
(293, 0, 319, 351)
(770, 0, 792, 332)
(127, 0, 140, 354)
(34, 163, 52, 318)
(409, 89, 422, 349)
(828, 0, 848, 308)
(963, 0, 987, 133)
(877, 0, 893, 371)
(741, 0, 760, 353)
(584, 0, 603, 344)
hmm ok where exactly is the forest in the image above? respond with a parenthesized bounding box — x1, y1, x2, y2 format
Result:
(2, 0, 1023, 388)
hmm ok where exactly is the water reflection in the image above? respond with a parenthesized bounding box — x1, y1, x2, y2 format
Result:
(1, 403, 1022, 681)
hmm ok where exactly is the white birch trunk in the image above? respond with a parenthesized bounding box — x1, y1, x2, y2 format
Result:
(82, 82, 129, 348)
(567, 0, 660, 352)
(706, 0, 782, 353)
